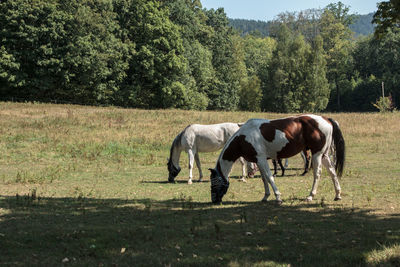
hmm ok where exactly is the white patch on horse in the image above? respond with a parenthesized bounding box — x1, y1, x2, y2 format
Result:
(263, 129, 289, 159)
(307, 114, 333, 155)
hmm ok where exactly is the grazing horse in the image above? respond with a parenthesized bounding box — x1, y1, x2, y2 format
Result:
(209, 115, 345, 204)
(168, 123, 248, 184)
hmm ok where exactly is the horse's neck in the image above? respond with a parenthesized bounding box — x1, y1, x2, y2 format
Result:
(217, 158, 234, 182)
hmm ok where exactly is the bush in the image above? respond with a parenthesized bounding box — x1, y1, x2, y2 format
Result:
(373, 94, 396, 112)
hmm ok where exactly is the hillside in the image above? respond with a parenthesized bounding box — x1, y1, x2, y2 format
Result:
(229, 13, 375, 37)
(349, 13, 375, 36)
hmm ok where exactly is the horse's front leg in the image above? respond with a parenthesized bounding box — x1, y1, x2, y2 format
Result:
(257, 158, 281, 204)
(194, 152, 203, 182)
(238, 157, 247, 182)
(187, 149, 195, 184)
(306, 153, 322, 201)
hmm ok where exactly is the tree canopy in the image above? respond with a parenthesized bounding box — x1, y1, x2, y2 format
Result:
(0, 0, 399, 112)
(373, 0, 400, 39)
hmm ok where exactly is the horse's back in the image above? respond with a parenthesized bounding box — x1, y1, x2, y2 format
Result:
(182, 123, 241, 152)
(233, 115, 333, 159)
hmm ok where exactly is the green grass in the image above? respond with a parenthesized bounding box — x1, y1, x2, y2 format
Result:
(0, 102, 399, 266)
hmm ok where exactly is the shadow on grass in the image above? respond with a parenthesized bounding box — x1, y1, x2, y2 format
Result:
(0, 194, 399, 266)
(142, 180, 210, 184)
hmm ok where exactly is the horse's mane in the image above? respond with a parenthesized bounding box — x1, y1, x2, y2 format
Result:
(169, 125, 191, 162)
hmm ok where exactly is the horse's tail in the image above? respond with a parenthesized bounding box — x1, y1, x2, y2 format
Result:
(328, 118, 345, 177)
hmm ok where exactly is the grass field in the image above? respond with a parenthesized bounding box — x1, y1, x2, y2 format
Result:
(0, 102, 399, 266)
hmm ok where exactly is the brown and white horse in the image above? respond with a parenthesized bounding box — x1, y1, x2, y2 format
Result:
(209, 115, 345, 204)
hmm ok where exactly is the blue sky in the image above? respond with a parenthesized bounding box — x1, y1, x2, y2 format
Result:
(201, 0, 379, 21)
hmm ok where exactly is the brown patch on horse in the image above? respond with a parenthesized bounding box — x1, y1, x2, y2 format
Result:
(222, 135, 258, 163)
(259, 122, 276, 142)
(299, 116, 326, 154)
(260, 118, 301, 142)
(260, 119, 304, 158)
(259, 116, 327, 159)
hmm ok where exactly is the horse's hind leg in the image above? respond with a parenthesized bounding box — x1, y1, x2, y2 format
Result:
(194, 152, 203, 182)
(272, 160, 278, 177)
(284, 158, 289, 168)
(306, 153, 323, 201)
(278, 159, 285, 176)
(257, 158, 281, 203)
(238, 157, 247, 182)
(322, 155, 341, 201)
(301, 150, 310, 176)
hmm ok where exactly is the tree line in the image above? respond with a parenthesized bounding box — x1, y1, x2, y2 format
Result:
(230, 12, 375, 37)
(0, 0, 399, 112)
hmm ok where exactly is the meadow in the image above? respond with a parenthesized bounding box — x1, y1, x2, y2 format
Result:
(0, 102, 399, 266)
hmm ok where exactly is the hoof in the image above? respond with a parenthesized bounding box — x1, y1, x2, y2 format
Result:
(261, 198, 268, 203)
(334, 197, 342, 201)
(306, 196, 313, 202)
(238, 178, 247, 183)
(276, 199, 283, 205)
(188, 180, 193, 185)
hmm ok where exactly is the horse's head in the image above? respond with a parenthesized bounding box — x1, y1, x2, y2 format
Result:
(209, 168, 229, 204)
(167, 158, 181, 182)
(247, 162, 258, 178)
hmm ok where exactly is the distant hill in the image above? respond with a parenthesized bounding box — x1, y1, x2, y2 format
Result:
(229, 19, 272, 36)
(349, 13, 375, 36)
(229, 13, 375, 37)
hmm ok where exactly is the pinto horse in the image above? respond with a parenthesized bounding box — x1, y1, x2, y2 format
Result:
(209, 115, 345, 204)
(168, 123, 248, 184)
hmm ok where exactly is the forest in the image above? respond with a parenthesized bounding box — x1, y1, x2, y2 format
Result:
(0, 0, 399, 112)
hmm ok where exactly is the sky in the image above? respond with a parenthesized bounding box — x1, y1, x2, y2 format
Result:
(201, 0, 380, 21)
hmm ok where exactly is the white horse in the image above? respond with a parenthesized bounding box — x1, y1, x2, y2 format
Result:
(168, 123, 248, 184)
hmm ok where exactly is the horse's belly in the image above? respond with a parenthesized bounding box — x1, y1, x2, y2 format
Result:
(276, 142, 304, 159)
(196, 139, 224, 152)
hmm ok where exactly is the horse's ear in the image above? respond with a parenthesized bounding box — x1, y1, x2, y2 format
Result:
(238, 123, 245, 127)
